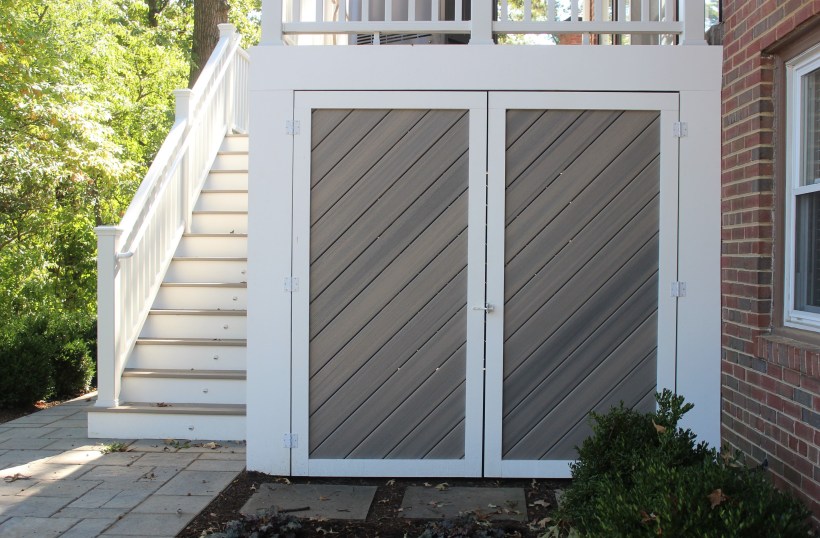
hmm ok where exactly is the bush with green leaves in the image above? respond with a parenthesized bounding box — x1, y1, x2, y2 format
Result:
(207, 510, 302, 538)
(0, 310, 96, 407)
(554, 390, 812, 538)
(418, 514, 508, 538)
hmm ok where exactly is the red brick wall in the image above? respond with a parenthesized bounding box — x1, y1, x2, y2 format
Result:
(721, 0, 820, 524)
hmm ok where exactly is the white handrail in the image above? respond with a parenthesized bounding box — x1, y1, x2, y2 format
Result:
(263, 0, 706, 44)
(95, 24, 249, 408)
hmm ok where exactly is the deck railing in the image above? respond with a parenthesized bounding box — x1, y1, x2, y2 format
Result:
(95, 24, 250, 408)
(261, 0, 707, 45)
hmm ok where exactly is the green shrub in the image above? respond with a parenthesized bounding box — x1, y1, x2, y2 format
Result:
(0, 309, 96, 407)
(0, 317, 55, 407)
(419, 514, 508, 538)
(554, 390, 812, 538)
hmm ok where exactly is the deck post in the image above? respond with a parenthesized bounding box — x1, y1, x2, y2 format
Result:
(680, 0, 707, 45)
(95, 226, 124, 408)
(175, 89, 194, 233)
(262, 0, 285, 45)
(469, 0, 494, 45)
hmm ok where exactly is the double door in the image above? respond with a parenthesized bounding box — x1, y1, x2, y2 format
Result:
(290, 91, 679, 477)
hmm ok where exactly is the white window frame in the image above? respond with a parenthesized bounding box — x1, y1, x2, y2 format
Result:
(784, 44, 820, 331)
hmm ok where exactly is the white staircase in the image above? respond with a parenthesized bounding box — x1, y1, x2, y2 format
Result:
(88, 135, 249, 440)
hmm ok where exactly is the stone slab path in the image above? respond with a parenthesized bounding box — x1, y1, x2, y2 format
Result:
(400, 486, 527, 521)
(0, 394, 244, 538)
(241, 483, 377, 520)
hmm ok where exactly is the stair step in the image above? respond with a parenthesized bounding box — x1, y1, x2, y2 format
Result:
(87, 403, 246, 440)
(175, 234, 248, 257)
(190, 211, 247, 234)
(131, 338, 246, 370)
(204, 171, 248, 191)
(212, 153, 248, 170)
(164, 257, 248, 283)
(220, 135, 249, 153)
(123, 368, 246, 380)
(194, 191, 248, 212)
(141, 310, 246, 339)
(119, 369, 246, 404)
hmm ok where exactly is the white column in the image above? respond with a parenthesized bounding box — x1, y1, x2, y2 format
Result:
(95, 226, 124, 408)
(469, 0, 494, 45)
(261, 0, 285, 45)
(174, 89, 194, 233)
(680, 0, 707, 45)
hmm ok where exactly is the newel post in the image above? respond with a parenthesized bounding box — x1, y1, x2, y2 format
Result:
(95, 226, 124, 408)
(175, 89, 195, 233)
(469, 0, 494, 45)
(219, 24, 238, 131)
(680, 0, 707, 45)
(261, 0, 285, 45)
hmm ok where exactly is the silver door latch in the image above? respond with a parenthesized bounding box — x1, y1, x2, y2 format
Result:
(473, 303, 495, 313)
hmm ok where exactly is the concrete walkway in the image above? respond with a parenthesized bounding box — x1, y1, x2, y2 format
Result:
(0, 394, 244, 537)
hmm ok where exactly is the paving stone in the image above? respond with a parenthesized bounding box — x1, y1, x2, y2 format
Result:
(196, 451, 246, 460)
(131, 493, 213, 515)
(0, 462, 89, 481)
(58, 517, 118, 538)
(134, 465, 184, 486)
(154, 470, 237, 496)
(0, 437, 61, 450)
(38, 427, 88, 439)
(48, 419, 88, 429)
(186, 458, 245, 472)
(0, 516, 80, 537)
(177, 441, 246, 453)
(101, 488, 154, 510)
(0, 450, 62, 469)
(3, 414, 65, 426)
(101, 512, 196, 536)
(0, 495, 72, 517)
(68, 487, 121, 509)
(12, 479, 101, 498)
(76, 465, 156, 483)
(42, 438, 135, 451)
(43, 450, 107, 465)
(241, 483, 377, 521)
(0, 481, 31, 497)
(400, 487, 527, 521)
(0, 427, 58, 440)
(125, 440, 179, 453)
(131, 452, 198, 467)
(53, 506, 130, 519)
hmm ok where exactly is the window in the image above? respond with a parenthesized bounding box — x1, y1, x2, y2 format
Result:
(785, 45, 820, 330)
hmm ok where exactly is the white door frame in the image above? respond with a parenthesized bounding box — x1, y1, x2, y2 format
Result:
(290, 91, 488, 477)
(483, 92, 680, 478)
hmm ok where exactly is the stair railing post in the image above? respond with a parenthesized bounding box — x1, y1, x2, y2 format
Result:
(219, 24, 237, 133)
(175, 89, 195, 233)
(680, 0, 707, 45)
(262, 0, 285, 45)
(469, 0, 494, 45)
(95, 226, 124, 408)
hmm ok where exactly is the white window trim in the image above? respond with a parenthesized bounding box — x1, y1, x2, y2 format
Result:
(784, 44, 820, 331)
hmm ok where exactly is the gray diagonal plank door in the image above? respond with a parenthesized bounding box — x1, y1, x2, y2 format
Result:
(291, 92, 487, 477)
(484, 93, 679, 477)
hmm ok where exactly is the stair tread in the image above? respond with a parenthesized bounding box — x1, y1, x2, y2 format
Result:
(160, 282, 248, 288)
(207, 169, 248, 174)
(149, 308, 246, 315)
(91, 402, 246, 416)
(136, 337, 247, 346)
(199, 189, 248, 194)
(171, 256, 248, 261)
(191, 210, 248, 214)
(216, 151, 248, 156)
(123, 368, 246, 379)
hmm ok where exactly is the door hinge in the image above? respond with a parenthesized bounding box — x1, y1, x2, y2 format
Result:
(672, 121, 688, 138)
(283, 433, 298, 449)
(284, 277, 300, 293)
(671, 281, 687, 297)
(286, 120, 301, 135)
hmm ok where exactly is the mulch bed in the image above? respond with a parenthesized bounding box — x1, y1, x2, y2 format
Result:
(0, 401, 66, 425)
(179, 472, 569, 537)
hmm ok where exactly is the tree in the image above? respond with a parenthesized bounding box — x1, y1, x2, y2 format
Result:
(189, 0, 229, 87)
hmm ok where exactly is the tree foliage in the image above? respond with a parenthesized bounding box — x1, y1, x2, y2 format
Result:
(0, 0, 258, 405)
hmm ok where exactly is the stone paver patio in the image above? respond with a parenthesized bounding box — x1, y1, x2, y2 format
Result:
(0, 394, 244, 538)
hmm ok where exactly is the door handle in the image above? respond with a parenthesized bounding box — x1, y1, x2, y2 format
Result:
(472, 303, 495, 313)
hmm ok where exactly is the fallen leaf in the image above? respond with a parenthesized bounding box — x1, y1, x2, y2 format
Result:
(488, 503, 498, 508)
(434, 482, 449, 491)
(164, 439, 175, 444)
(396, 508, 404, 512)
(318, 495, 330, 501)
(386, 479, 396, 486)
(640, 510, 657, 524)
(537, 517, 552, 528)
(423, 482, 432, 487)
(276, 477, 292, 485)
(653, 421, 667, 434)
(202, 442, 220, 450)
(708, 488, 727, 508)
(532, 499, 550, 508)
(3, 473, 30, 483)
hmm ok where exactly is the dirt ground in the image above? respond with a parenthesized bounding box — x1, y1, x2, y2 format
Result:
(179, 472, 569, 537)
(0, 400, 66, 425)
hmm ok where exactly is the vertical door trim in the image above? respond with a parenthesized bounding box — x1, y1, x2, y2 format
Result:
(291, 91, 487, 477)
(484, 91, 680, 478)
